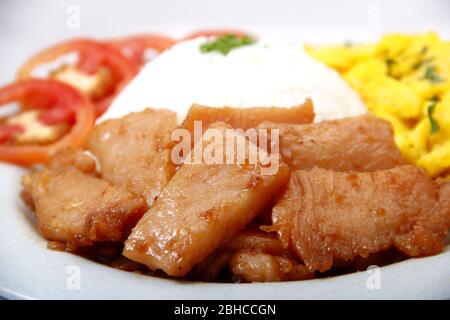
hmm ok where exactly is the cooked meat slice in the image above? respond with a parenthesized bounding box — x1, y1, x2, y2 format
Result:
(230, 252, 314, 282)
(190, 251, 233, 282)
(21, 149, 147, 248)
(86, 109, 177, 206)
(438, 180, 450, 214)
(259, 114, 404, 171)
(110, 256, 149, 273)
(123, 123, 290, 276)
(272, 166, 450, 272)
(21, 147, 97, 205)
(190, 227, 291, 282)
(331, 248, 405, 272)
(46, 147, 98, 174)
(254, 197, 281, 225)
(222, 227, 292, 257)
(181, 99, 314, 135)
(21, 147, 97, 210)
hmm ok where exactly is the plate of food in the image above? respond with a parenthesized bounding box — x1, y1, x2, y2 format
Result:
(0, 0, 449, 300)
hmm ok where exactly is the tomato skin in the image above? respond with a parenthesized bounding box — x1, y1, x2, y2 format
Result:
(0, 79, 95, 166)
(0, 125, 24, 143)
(17, 39, 139, 117)
(183, 29, 255, 40)
(108, 34, 176, 66)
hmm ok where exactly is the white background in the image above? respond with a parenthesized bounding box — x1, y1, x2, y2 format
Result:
(0, 0, 449, 86)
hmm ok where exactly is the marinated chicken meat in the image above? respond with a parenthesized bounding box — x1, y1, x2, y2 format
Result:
(258, 114, 404, 171)
(86, 109, 177, 206)
(272, 166, 450, 272)
(123, 123, 290, 276)
(21, 148, 147, 248)
(181, 99, 314, 135)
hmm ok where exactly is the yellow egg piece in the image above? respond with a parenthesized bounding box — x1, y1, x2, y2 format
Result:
(305, 44, 375, 72)
(344, 59, 387, 91)
(307, 32, 450, 178)
(362, 76, 422, 119)
(399, 119, 430, 163)
(417, 140, 450, 177)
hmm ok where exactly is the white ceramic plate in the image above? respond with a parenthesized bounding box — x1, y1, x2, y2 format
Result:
(1, 0, 450, 299)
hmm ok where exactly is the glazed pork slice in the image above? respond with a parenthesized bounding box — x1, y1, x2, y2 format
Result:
(21, 148, 147, 248)
(224, 229, 315, 282)
(86, 108, 177, 206)
(258, 114, 404, 171)
(222, 227, 293, 257)
(229, 252, 314, 283)
(272, 166, 450, 272)
(190, 227, 292, 282)
(123, 123, 290, 276)
(181, 98, 314, 135)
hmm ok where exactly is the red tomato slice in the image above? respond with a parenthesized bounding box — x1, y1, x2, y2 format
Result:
(0, 79, 95, 166)
(17, 39, 139, 117)
(0, 125, 24, 144)
(183, 29, 255, 40)
(108, 34, 176, 66)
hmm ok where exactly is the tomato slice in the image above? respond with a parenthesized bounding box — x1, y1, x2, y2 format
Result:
(0, 79, 95, 165)
(108, 34, 176, 66)
(0, 125, 24, 144)
(183, 29, 255, 40)
(17, 39, 139, 117)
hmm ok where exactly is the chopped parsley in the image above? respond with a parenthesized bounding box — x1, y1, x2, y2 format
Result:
(200, 34, 256, 55)
(422, 65, 444, 84)
(411, 46, 430, 70)
(412, 56, 435, 71)
(385, 58, 397, 77)
(427, 97, 440, 134)
(420, 46, 429, 55)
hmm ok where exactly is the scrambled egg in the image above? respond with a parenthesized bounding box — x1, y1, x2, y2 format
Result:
(307, 33, 450, 177)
